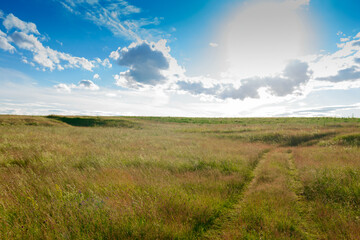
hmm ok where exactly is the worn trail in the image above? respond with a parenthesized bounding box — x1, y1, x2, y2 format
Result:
(204, 148, 316, 239)
(190, 149, 270, 239)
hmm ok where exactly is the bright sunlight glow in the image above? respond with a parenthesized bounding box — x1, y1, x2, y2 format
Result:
(225, 0, 309, 78)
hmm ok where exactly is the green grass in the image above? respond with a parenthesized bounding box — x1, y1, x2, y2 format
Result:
(0, 115, 359, 239)
(334, 133, 360, 147)
(303, 168, 360, 206)
(131, 116, 360, 125)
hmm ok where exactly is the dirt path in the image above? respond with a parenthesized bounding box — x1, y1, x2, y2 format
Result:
(204, 148, 315, 239)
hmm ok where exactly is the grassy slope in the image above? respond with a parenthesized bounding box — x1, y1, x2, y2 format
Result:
(0, 116, 359, 239)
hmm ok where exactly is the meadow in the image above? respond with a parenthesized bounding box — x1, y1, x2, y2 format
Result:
(0, 115, 359, 239)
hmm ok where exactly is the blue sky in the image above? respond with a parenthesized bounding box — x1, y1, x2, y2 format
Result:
(0, 0, 360, 117)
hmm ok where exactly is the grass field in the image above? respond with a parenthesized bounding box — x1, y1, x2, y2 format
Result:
(0, 115, 359, 239)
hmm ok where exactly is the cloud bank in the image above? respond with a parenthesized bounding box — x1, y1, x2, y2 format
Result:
(176, 60, 311, 100)
(220, 60, 311, 100)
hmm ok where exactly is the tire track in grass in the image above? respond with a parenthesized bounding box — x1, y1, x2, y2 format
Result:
(286, 150, 318, 239)
(187, 149, 271, 239)
(205, 148, 313, 240)
(198, 148, 273, 240)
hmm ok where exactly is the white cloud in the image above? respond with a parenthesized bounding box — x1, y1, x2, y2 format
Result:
(3, 13, 40, 34)
(1, 12, 111, 71)
(21, 56, 35, 66)
(108, 28, 360, 103)
(93, 73, 100, 79)
(78, 79, 99, 90)
(10, 31, 95, 71)
(308, 32, 360, 81)
(56, 0, 160, 41)
(109, 47, 121, 60)
(55, 83, 73, 93)
(114, 71, 135, 88)
(209, 42, 218, 48)
(95, 57, 112, 68)
(54, 79, 99, 92)
(0, 30, 15, 53)
(1, 67, 359, 118)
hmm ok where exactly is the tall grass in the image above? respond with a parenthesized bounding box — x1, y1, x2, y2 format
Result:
(293, 146, 360, 239)
(0, 116, 359, 239)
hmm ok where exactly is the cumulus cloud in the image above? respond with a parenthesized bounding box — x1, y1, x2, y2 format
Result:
(209, 42, 218, 48)
(117, 41, 169, 85)
(113, 30, 359, 101)
(3, 13, 40, 34)
(113, 40, 183, 87)
(78, 80, 99, 90)
(54, 80, 99, 92)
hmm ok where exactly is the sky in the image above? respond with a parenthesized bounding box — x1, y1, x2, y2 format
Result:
(0, 0, 360, 117)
